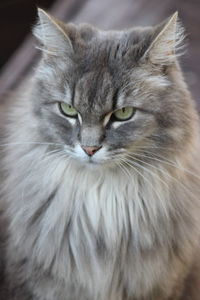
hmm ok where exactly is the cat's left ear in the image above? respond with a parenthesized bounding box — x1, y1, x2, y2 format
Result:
(33, 8, 73, 56)
(142, 12, 184, 65)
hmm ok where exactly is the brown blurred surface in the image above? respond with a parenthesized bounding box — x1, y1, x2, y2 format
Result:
(0, 0, 199, 107)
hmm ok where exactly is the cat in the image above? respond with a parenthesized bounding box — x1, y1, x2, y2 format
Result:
(0, 8, 200, 300)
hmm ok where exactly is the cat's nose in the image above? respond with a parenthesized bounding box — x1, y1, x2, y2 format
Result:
(81, 146, 102, 156)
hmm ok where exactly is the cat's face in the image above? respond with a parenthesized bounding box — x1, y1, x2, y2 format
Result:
(31, 10, 189, 168)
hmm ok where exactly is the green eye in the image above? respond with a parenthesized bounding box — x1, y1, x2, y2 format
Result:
(113, 107, 135, 121)
(59, 102, 78, 117)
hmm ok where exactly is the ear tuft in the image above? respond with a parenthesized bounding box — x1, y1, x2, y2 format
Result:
(33, 8, 73, 56)
(143, 12, 185, 65)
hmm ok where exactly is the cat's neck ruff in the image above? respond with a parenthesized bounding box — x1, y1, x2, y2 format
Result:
(7, 148, 172, 258)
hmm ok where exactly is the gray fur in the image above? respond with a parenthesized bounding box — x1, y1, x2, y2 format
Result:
(0, 10, 200, 300)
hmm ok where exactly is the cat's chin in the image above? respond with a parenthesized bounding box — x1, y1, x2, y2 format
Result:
(69, 155, 117, 171)
(83, 160, 102, 170)
(78, 158, 109, 169)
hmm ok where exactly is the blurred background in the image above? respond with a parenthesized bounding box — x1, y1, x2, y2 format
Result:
(0, 0, 199, 107)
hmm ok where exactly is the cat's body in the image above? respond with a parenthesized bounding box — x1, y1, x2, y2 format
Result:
(0, 10, 200, 300)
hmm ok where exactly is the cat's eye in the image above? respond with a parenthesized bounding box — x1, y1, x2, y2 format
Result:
(113, 107, 135, 121)
(59, 102, 78, 118)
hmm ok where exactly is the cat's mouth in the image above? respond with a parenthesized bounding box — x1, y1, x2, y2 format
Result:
(66, 144, 127, 169)
(74, 153, 107, 166)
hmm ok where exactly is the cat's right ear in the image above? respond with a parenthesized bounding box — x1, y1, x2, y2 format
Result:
(141, 12, 185, 66)
(33, 8, 73, 56)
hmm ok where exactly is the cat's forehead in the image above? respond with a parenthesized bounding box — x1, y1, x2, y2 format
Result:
(73, 71, 115, 117)
(73, 23, 149, 51)
(70, 24, 151, 72)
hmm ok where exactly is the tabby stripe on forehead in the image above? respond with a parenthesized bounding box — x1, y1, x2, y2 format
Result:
(71, 82, 76, 107)
(112, 88, 119, 110)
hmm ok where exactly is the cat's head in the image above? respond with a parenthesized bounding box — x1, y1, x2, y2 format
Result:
(31, 9, 194, 168)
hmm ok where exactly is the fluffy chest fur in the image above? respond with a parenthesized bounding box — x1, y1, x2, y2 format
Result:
(5, 147, 184, 299)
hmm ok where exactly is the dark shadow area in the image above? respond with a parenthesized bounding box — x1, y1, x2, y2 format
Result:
(0, 0, 55, 68)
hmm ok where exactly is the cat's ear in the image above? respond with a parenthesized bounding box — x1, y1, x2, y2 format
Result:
(142, 12, 184, 65)
(33, 8, 73, 56)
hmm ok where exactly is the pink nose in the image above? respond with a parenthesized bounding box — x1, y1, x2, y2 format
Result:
(81, 146, 102, 156)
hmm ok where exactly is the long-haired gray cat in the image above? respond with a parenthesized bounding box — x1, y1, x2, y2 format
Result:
(0, 8, 200, 300)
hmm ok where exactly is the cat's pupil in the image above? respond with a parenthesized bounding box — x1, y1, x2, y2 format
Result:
(122, 108, 126, 113)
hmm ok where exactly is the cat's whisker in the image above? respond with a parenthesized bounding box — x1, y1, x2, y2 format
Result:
(20, 150, 60, 180)
(118, 157, 166, 221)
(130, 145, 176, 151)
(43, 158, 68, 189)
(125, 154, 197, 204)
(122, 159, 163, 201)
(119, 159, 133, 178)
(20, 150, 71, 205)
(130, 151, 200, 181)
(18, 149, 67, 170)
(45, 149, 69, 159)
(123, 165, 148, 223)
(115, 161, 130, 179)
(124, 155, 170, 190)
(41, 149, 66, 161)
(21, 147, 69, 177)
(0, 142, 66, 148)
